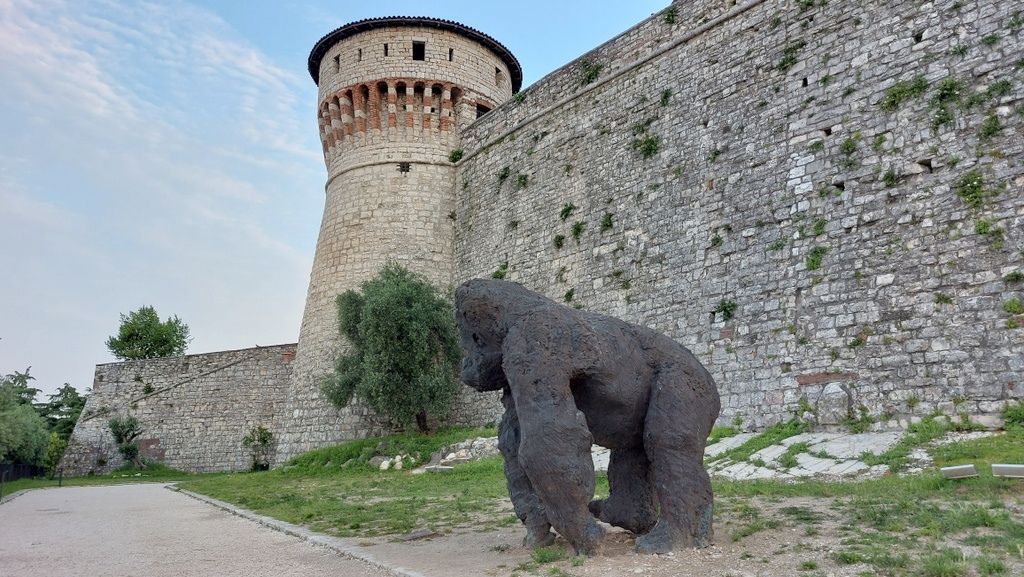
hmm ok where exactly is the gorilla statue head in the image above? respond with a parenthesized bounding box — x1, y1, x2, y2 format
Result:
(455, 279, 508, 392)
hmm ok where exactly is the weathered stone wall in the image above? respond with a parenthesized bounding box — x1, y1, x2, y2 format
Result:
(455, 0, 1024, 430)
(61, 345, 295, 475)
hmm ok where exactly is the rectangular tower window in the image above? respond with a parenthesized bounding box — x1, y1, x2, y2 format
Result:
(412, 41, 425, 61)
(448, 48, 454, 62)
(332, 55, 340, 72)
(357, 48, 362, 62)
(476, 103, 492, 118)
(384, 43, 389, 56)
(495, 67, 503, 86)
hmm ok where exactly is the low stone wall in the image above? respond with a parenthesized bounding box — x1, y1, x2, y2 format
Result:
(61, 345, 295, 475)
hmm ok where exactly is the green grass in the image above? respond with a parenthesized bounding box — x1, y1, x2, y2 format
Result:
(708, 420, 809, 464)
(176, 427, 507, 538)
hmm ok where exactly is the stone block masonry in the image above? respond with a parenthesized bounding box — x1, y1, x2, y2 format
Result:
(61, 345, 296, 475)
(455, 0, 1024, 431)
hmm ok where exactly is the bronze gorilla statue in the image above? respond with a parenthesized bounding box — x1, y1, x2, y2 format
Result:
(455, 279, 720, 555)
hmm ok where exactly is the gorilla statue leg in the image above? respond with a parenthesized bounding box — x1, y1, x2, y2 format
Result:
(588, 447, 658, 534)
(504, 362, 605, 554)
(498, 389, 556, 548)
(635, 371, 716, 554)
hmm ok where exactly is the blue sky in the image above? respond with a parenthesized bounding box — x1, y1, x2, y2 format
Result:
(0, 0, 668, 398)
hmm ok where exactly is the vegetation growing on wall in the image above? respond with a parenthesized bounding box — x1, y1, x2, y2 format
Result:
(579, 60, 604, 85)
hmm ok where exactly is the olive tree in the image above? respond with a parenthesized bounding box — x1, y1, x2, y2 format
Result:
(322, 263, 461, 433)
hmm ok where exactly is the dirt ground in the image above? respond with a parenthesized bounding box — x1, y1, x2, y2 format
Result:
(349, 495, 1023, 577)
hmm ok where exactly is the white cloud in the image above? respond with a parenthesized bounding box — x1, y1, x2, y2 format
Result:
(0, 0, 324, 396)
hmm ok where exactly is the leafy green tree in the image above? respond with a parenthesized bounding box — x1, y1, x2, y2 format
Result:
(42, 432, 68, 478)
(322, 263, 462, 433)
(37, 384, 87, 441)
(0, 368, 40, 407)
(0, 368, 48, 465)
(105, 305, 191, 360)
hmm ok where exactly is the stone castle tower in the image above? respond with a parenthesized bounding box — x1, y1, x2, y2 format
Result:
(274, 17, 522, 462)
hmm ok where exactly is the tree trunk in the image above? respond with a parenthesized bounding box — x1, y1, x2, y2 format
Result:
(415, 411, 431, 434)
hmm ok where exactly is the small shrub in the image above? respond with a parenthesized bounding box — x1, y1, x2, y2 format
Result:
(497, 167, 510, 182)
(1003, 401, 1024, 430)
(517, 174, 529, 189)
(563, 289, 574, 303)
(448, 149, 464, 163)
(553, 235, 565, 250)
(632, 135, 660, 159)
(559, 203, 577, 221)
(953, 169, 987, 208)
(714, 299, 738, 321)
(808, 140, 824, 152)
(812, 218, 827, 236)
(981, 33, 1001, 46)
(660, 88, 672, 107)
(979, 114, 1004, 140)
(1010, 10, 1024, 32)
(492, 262, 509, 279)
(142, 383, 155, 394)
(512, 92, 526, 104)
(883, 169, 898, 187)
(1003, 271, 1024, 283)
(600, 212, 613, 232)
(580, 60, 604, 85)
(711, 235, 723, 247)
(805, 246, 830, 271)
(571, 221, 585, 243)
(1004, 298, 1024, 315)
(778, 40, 807, 73)
(844, 408, 874, 433)
(986, 79, 1014, 100)
(935, 293, 953, 304)
(662, 5, 679, 25)
(930, 77, 964, 131)
(880, 75, 929, 112)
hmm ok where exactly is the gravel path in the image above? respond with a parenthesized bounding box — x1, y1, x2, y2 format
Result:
(0, 484, 393, 577)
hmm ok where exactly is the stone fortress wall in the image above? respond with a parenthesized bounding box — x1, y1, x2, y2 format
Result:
(64, 0, 1024, 473)
(455, 0, 1024, 430)
(61, 345, 295, 475)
